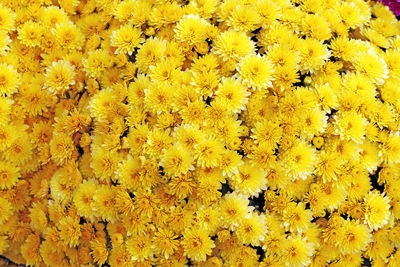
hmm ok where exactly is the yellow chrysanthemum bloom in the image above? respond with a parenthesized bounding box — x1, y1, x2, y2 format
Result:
(0, 161, 20, 190)
(0, 4, 15, 32)
(111, 24, 144, 55)
(336, 219, 372, 254)
(212, 29, 255, 62)
(160, 144, 194, 176)
(0, 31, 11, 55)
(90, 238, 108, 265)
(333, 110, 368, 143)
(282, 236, 314, 267)
(44, 60, 76, 94)
(49, 133, 75, 166)
(235, 212, 267, 246)
(364, 191, 391, 231)
(174, 14, 209, 46)
(0, 63, 19, 96)
(282, 202, 313, 234)
(353, 49, 389, 85)
(17, 21, 43, 47)
(237, 54, 275, 90)
(379, 132, 400, 165)
(58, 216, 81, 247)
(182, 228, 215, 262)
(126, 234, 154, 261)
(0, 97, 13, 125)
(52, 22, 84, 50)
(230, 160, 267, 197)
(281, 141, 316, 180)
(0, 196, 12, 224)
(153, 228, 180, 259)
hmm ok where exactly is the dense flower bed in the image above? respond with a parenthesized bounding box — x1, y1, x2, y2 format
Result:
(0, 0, 400, 266)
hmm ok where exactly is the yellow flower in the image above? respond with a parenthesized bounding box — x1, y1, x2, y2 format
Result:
(29, 203, 48, 232)
(133, 191, 159, 218)
(272, 65, 301, 90)
(302, 13, 331, 41)
(52, 22, 84, 50)
(126, 234, 154, 261)
(0, 4, 15, 32)
(174, 14, 209, 46)
(111, 24, 144, 55)
(336, 219, 371, 254)
(228, 5, 260, 32)
(160, 144, 194, 176)
(144, 128, 173, 158)
(0, 124, 17, 152)
(281, 141, 316, 180)
(235, 212, 267, 246)
(91, 148, 121, 182)
(115, 155, 143, 191)
(50, 132, 75, 166)
(335, 1, 367, 29)
(237, 54, 275, 90)
(299, 38, 331, 73)
(314, 83, 339, 112)
(92, 185, 119, 222)
(353, 49, 389, 85)
(40, 6, 69, 28)
(333, 110, 368, 143)
(21, 234, 41, 266)
(282, 202, 313, 234)
(0, 97, 13, 125)
(359, 141, 381, 172)
(329, 36, 356, 61)
(300, 108, 328, 138)
(90, 238, 108, 265)
(182, 228, 215, 262)
(251, 120, 282, 149)
(149, 59, 181, 83)
(18, 83, 51, 116)
(364, 191, 391, 230)
(379, 132, 400, 165)
(215, 77, 250, 113)
(83, 49, 113, 78)
(282, 236, 314, 267)
(314, 151, 342, 183)
(17, 21, 43, 47)
(0, 196, 12, 224)
(6, 130, 33, 165)
(108, 245, 133, 267)
(194, 137, 224, 168)
(212, 29, 255, 62)
(230, 160, 267, 197)
(58, 216, 81, 247)
(0, 161, 20, 190)
(135, 37, 167, 73)
(385, 49, 400, 80)
(44, 60, 76, 94)
(144, 81, 174, 114)
(0, 63, 19, 96)
(219, 149, 242, 177)
(73, 179, 98, 220)
(114, 0, 150, 24)
(153, 228, 180, 259)
(0, 31, 11, 55)
(219, 193, 249, 228)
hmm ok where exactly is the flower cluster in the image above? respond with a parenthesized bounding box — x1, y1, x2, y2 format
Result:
(0, 0, 400, 266)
